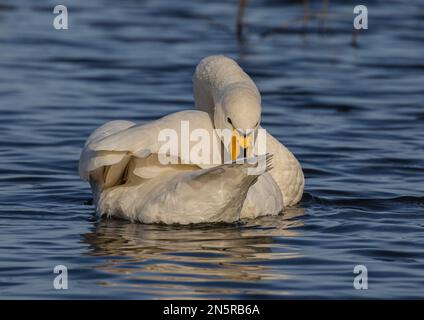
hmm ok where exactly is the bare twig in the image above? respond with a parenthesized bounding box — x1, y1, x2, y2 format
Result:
(236, 0, 247, 41)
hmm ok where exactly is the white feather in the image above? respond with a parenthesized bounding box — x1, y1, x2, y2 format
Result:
(79, 55, 304, 224)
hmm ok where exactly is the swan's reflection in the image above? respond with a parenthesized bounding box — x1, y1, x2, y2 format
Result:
(82, 207, 304, 298)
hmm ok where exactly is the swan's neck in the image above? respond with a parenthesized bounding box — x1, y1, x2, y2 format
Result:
(192, 55, 260, 119)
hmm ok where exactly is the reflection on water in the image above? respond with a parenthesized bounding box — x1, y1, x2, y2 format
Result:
(82, 208, 304, 298)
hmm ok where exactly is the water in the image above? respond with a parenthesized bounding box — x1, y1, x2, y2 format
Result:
(0, 0, 423, 299)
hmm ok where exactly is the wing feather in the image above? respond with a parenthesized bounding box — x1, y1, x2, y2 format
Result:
(79, 111, 218, 186)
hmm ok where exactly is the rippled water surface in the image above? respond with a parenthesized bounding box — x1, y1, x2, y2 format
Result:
(1, 0, 423, 299)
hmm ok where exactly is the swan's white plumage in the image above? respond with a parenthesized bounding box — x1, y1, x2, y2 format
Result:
(193, 55, 260, 116)
(98, 156, 271, 224)
(84, 111, 219, 167)
(193, 55, 304, 207)
(79, 120, 136, 180)
(80, 55, 304, 224)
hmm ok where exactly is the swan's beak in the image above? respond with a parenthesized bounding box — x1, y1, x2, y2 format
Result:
(231, 129, 253, 161)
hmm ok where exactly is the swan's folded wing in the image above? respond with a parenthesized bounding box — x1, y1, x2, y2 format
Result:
(79, 110, 219, 181)
(79, 120, 136, 180)
(88, 121, 160, 153)
(84, 120, 136, 146)
(88, 110, 214, 152)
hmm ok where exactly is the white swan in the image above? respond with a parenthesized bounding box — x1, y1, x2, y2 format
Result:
(79, 55, 304, 224)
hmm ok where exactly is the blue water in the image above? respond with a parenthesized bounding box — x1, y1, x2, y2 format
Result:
(0, 0, 423, 299)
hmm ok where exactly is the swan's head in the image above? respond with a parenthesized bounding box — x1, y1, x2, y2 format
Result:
(214, 87, 261, 160)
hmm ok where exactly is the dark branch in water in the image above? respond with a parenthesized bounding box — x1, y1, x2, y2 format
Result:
(236, 0, 247, 41)
(351, 28, 359, 48)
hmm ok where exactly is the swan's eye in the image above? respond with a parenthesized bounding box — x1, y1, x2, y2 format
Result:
(227, 117, 233, 126)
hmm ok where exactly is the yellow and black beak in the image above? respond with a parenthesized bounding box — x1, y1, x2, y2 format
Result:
(230, 129, 253, 161)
